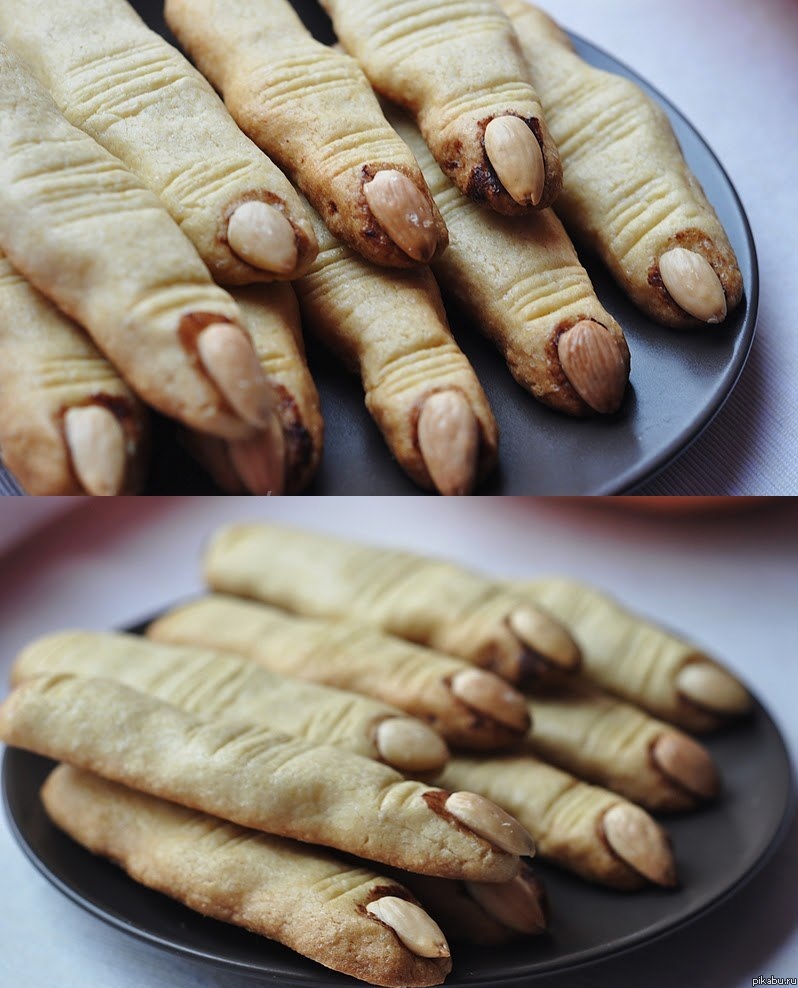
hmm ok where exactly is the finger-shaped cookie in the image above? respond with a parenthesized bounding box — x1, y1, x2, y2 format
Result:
(0, 44, 282, 446)
(522, 578, 752, 732)
(164, 0, 448, 270)
(203, 525, 580, 683)
(525, 680, 719, 811)
(294, 199, 496, 495)
(437, 755, 676, 890)
(11, 630, 449, 775)
(0, 251, 147, 495)
(0, 674, 530, 880)
(147, 595, 530, 750)
(0, 0, 317, 284)
(499, 1, 742, 328)
(187, 283, 323, 494)
(320, 0, 560, 214)
(389, 107, 629, 416)
(43, 766, 452, 986)
(398, 863, 548, 946)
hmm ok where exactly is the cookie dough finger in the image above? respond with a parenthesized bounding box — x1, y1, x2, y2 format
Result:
(0, 252, 147, 495)
(204, 525, 580, 683)
(43, 767, 451, 987)
(12, 630, 449, 775)
(294, 198, 496, 495)
(499, 1, 743, 328)
(148, 595, 530, 750)
(165, 0, 448, 269)
(0, 44, 282, 445)
(0, 675, 529, 880)
(389, 107, 629, 416)
(399, 864, 548, 945)
(437, 755, 676, 890)
(521, 579, 752, 732)
(0, 0, 317, 284)
(321, 0, 561, 214)
(525, 680, 720, 811)
(187, 283, 323, 494)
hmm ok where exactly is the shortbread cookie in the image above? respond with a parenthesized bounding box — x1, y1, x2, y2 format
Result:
(525, 680, 720, 811)
(0, 43, 282, 446)
(11, 630, 449, 775)
(203, 525, 580, 683)
(399, 863, 548, 945)
(294, 199, 496, 494)
(389, 107, 629, 416)
(0, 251, 147, 495)
(0, 0, 317, 284)
(0, 674, 529, 880)
(499, 1, 743, 328)
(148, 595, 530, 750)
(43, 767, 452, 986)
(522, 578, 752, 731)
(437, 755, 676, 890)
(321, 0, 561, 214)
(165, 0, 448, 269)
(188, 283, 323, 494)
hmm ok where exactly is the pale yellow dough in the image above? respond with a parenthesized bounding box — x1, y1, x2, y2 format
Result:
(0, 251, 147, 494)
(0, 674, 519, 882)
(43, 767, 451, 987)
(499, 0, 743, 328)
(0, 0, 317, 284)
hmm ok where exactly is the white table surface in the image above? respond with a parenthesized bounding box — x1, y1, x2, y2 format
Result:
(0, 495, 796, 988)
(1, 0, 796, 496)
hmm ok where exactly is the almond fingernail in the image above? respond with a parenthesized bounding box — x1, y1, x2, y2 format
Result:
(465, 867, 548, 935)
(484, 116, 545, 206)
(659, 248, 727, 323)
(558, 320, 629, 414)
(366, 896, 450, 958)
(445, 791, 535, 856)
(417, 390, 479, 496)
(652, 732, 720, 800)
(675, 662, 751, 716)
(374, 718, 449, 773)
(227, 201, 298, 276)
(197, 322, 278, 430)
(64, 405, 126, 496)
(227, 427, 285, 495)
(363, 170, 438, 262)
(450, 669, 530, 732)
(508, 606, 581, 674)
(602, 803, 676, 887)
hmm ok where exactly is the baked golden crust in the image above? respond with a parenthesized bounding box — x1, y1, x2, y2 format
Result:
(42, 766, 452, 987)
(521, 578, 751, 731)
(164, 0, 448, 269)
(525, 679, 719, 811)
(0, 0, 317, 284)
(203, 524, 580, 683)
(320, 0, 561, 213)
(389, 108, 629, 417)
(0, 674, 520, 881)
(294, 201, 497, 492)
(437, 754, 675, 890)
(148, 595, 528, 750)
(0, 251, 147, 494)
(499, 0, 743, 328)
(0, 43, 265, 441)
(10, 630, 449, 771)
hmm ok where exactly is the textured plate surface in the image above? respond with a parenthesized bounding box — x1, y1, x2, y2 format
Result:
(0, 1, 759, 495)
(2, 610, 794, 985)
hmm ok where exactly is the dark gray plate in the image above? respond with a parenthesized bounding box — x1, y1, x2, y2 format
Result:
(1, 610, 794, 984)
(0, 0, 756, 495)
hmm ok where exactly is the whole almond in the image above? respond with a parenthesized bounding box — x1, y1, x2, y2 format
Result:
(363, 170, 437, 262)
(484, 116, 545, 206)
(557, 320, 628, 414)
(659, 248, 727, 323)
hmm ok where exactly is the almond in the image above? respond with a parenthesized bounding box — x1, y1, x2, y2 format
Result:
(659, 247, 727, 323)
(557, 320, 628, 414)
(363, 170, 437, 262)
(484, 116, 545, 206)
